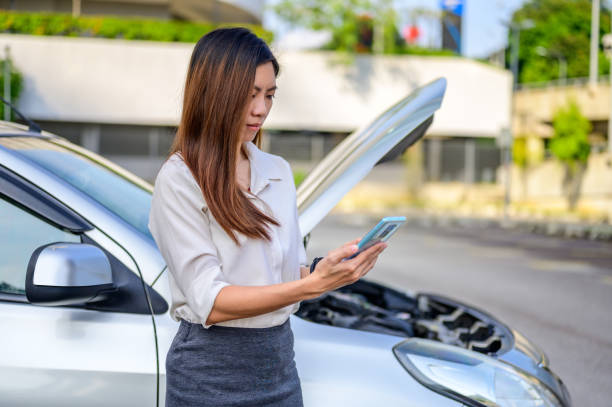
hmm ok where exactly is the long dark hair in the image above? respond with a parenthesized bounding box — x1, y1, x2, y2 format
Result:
(169, 27, 280, 244)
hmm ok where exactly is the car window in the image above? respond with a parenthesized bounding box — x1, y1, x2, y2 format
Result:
(0, 197, 80, 296)
(1, 138, 153, 240)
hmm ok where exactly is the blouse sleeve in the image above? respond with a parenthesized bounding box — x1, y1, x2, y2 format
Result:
(148, 161, 230, 328)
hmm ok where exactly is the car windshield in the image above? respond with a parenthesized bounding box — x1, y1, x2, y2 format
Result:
(0, 137, 154, 241)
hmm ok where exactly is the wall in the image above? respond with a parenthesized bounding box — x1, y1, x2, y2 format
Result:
(507, 152, 612, 205)
(402, 152, 612, 220)
(455, 152, 612, 221)
(0, 0, 264, 22)
(0, 34, 512, 137)
(0, 0, 172, 18)
(514, 81, 611, 138)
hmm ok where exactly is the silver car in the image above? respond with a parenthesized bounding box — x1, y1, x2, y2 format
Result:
(0, 78, 570, 406)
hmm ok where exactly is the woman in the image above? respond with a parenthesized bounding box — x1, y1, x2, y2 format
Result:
(148, 27, 386, 406)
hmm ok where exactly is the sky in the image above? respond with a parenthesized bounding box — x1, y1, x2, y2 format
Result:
(263, 0, 528, 58)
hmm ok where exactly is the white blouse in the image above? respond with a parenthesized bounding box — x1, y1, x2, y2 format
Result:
(148, 141, 308, 328)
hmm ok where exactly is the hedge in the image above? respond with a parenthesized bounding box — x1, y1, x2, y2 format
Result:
(0, 12, 273, 43)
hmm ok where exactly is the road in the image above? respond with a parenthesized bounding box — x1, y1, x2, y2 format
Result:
(306, 214, 612, 407)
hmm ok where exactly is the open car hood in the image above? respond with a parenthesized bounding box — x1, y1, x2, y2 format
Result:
(297, 78, 447, 236)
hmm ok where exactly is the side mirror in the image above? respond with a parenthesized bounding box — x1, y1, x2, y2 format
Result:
(26, 242, 116, 306)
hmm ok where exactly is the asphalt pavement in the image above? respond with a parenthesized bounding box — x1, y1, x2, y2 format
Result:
(306, 214, 612, 407)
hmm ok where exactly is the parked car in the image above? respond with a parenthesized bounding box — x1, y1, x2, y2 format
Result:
(0, 78, 570, 407)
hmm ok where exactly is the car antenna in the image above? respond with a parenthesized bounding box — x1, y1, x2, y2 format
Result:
(0, 96, 41, 133)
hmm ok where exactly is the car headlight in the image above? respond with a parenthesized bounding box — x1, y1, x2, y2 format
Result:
(393, 339, 563, 407)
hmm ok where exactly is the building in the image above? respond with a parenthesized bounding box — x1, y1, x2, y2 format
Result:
(0, 0, 263, 23)
(0, 34, 511, 184)
(514, 80, 610, 152)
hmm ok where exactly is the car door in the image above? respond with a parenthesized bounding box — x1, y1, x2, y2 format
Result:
(0, 171, 160, 406)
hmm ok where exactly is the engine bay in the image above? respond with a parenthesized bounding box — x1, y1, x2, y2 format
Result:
(296, 279, 513, 356)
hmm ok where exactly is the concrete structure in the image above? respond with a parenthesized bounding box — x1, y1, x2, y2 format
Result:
(267, 52, 511, 137)
(502, 81, 612, 220)
(0, 34, 512, 181)
(507, 153, 612, 215)
(0, 0, 264, 24)
(514, 80, 610, 150)
(0, 35, 511, 134)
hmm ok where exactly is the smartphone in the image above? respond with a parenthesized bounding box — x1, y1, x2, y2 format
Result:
(345, 216, 406, 260)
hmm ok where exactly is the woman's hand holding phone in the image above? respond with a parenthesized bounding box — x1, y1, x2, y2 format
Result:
(306, 238, 387, 297)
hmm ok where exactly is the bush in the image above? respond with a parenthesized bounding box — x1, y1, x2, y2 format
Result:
(293, 170, 307, 187)
(395, 46, 457, 57)
(550, 100, 591, 210)
(550, 100, 591, 168)
(0, 12, 273, 44)
(513, 137, 528, 168)
(0, 59, 23, 121)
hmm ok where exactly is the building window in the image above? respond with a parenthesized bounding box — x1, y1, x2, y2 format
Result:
(424, 137, 500, 183)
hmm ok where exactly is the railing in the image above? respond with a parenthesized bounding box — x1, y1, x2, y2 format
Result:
(516, 76, 610, 91)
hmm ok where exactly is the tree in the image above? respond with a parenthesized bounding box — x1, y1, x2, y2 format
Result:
(550, 100, 591, 210)
(273, 0, 401, 53)
(510, 0, 611, 83)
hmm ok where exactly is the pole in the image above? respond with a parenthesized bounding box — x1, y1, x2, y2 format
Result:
(510, 24, 520, 90)
(504, 130, 512, 221)
(590, 0, 600, 85)
(3, 45, 11, 121)
(609, 7, 612, 153)
(559, 57, 567, 86)
(72, 0, 81, 17)
(504, 24, 520, 221)
(609, 58, 612, 153)
(373, 23, 384, 54)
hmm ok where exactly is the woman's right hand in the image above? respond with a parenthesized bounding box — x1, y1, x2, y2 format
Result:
(307, 238, 387, 297)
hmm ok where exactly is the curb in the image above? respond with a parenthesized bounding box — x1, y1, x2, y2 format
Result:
(330, 210, 612, 242)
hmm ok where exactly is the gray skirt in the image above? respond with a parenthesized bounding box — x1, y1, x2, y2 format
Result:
(165, 318, 303, 407)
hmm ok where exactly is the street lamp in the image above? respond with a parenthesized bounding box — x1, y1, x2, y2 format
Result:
(501, 19, 533, 221)
(508, 20, 535, 90)
(535, 46, 567, 86)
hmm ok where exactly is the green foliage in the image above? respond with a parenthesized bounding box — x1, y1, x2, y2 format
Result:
(550, 100, 591, 167)
(513, 136, 545, 170)
(274, 0, 437, 55)
(395, 46, 456, 57)
(510, 0, 610, 83)
(0, 59, 23, 121)
(513, 137, 528, 168)
(293, 170, 307, 187)
(0, 12, 273, 44)
(550, 100, 590, 210)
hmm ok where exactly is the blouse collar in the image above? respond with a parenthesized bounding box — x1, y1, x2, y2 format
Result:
(244, 141, 282, 196)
